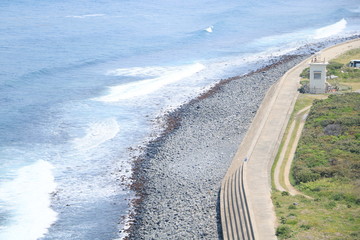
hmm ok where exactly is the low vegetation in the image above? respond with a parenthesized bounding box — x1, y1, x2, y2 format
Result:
(293, 93, 360, 185)
(273, 189, 359, 239)
(272, 48, 360, 239)
(331, 48, 360, 65)
(273, 93, 360, 239)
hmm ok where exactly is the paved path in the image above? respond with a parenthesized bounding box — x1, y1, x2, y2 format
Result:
(220, 38, 360, 240)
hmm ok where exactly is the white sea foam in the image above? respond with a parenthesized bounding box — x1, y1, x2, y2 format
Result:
(94, 63, 205, 102)
(107, 66, 181, 78)
(314, 18, 347, 39)
(205, 26, 213, 33)
(72, 118, 120, 151)
(66, 14, 105, 18)
(0, 160, 57, 240)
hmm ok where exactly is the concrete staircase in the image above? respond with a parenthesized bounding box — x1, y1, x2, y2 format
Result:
(221, 164, 254, 240)
(219, 39, 360, 240)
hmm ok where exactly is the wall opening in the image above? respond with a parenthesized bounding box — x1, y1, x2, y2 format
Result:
(314, 71, 321, 80)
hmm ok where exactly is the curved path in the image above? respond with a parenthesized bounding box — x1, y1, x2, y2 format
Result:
(273, 106, 311, 196)
(283, 108, 310, 196)
(220, 38, 360, 240)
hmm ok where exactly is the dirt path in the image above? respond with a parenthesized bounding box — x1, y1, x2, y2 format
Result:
(273, 106, 310, 195)
(220, 38, 360, 240)
(273, 38, 360, 196)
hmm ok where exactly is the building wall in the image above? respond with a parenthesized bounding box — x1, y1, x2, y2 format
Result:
(309, 63, 327, 94)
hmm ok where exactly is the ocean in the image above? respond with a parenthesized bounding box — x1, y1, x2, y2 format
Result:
(0, 0, 359, 239)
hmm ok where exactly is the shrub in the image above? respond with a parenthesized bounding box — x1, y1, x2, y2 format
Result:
(350, 232, 359, 238)
(326, 201, 337, 209)
(292, 93, 360, 185)
(288, 205, 297, 210)
(300, 67, 310, 79)
(327, 61, 344, 76)
(300, 224, 311, 230)
(276, 226, 292, 239)
(287, 219, 298, 225)
(324, 124, 342, 136)
(298, 84, 309, 93)
(293, 168, 320, 184)
(332, 193, 345, 201)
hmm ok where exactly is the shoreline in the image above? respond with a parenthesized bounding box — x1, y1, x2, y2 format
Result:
(126, 55, 309, 239)
(124, 36, 360, 239)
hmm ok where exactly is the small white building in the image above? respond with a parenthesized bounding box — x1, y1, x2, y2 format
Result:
(309, 56, 328, 94)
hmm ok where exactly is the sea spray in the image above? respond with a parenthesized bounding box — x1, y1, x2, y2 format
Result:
(0, 160, 57, 240)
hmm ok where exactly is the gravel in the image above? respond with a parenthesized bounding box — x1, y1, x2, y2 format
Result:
(125, 36, 360, 240)
(127, 55, 308, 240)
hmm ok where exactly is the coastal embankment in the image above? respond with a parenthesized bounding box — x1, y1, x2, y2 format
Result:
(221, 38, 360, 240)
(127, 55, 309, 239)
(126, 37, 360, 240)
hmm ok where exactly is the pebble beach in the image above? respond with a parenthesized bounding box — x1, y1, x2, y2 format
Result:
(128, 55, 310, 239)
(2, 1, 360, 238)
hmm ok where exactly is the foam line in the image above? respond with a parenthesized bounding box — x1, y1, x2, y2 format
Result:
(66, 14, 105, 18)
(107, 66, 181, 77)
(95, 63, 205, 102)
(72, 118, 120, 151)
(0, 160, 57, 240)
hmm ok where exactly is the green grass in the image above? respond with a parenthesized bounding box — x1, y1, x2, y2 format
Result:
(273, 191, 360, 240)
(332, 48, 360, 65)
(272, 93, 360, 239)
(279, 113, 304, 189)
(291, 94, 325, 117)
(272, 48, 360, 239)
(272, 94, 326, 190)
(327, 48, 360, 90)
(292, 93, 360, 184)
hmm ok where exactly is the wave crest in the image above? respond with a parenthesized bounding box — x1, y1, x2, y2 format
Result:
(314, 18, 347, 39)
(94, 63, 205, 102)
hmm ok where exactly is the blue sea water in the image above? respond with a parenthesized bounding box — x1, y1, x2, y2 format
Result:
(0, 0, 359, 239)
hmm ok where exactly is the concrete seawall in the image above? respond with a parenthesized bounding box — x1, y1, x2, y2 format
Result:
(220, 38, 360, 240)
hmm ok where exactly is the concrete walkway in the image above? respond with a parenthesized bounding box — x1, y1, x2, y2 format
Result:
(220, 38, 360, 240)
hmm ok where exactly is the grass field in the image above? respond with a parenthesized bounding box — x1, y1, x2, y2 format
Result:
(272, 190, 359, 240)
(272, 48, 360, 239)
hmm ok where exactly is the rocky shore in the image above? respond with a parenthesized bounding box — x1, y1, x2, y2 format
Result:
(126, 54, 312, 240)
